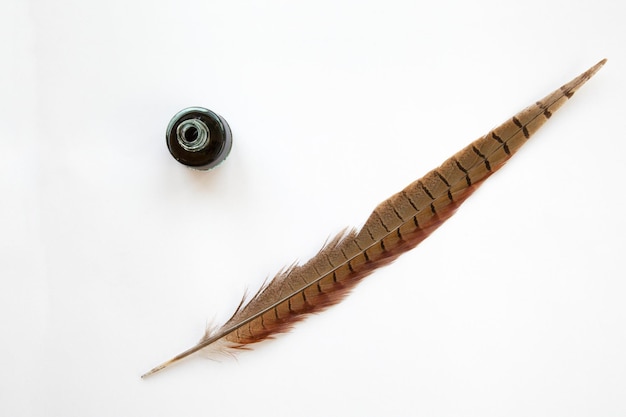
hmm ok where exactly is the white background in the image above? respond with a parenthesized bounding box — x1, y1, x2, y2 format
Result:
(2, 0, 625, 416)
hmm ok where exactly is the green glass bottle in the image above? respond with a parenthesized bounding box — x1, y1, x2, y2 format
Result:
(166, 107, 232, 170)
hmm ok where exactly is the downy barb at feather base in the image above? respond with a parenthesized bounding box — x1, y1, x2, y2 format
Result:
(142, 59, 606, 378)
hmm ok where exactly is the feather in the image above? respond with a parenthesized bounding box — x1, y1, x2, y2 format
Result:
(142, 59, 606, 378)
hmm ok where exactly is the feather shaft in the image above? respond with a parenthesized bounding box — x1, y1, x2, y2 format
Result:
(142, 59, 605, 378)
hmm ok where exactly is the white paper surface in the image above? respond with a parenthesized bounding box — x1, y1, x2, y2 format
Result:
(2, 1, 625, 416)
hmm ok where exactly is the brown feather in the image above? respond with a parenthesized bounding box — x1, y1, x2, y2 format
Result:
(142, 59, 605, 378)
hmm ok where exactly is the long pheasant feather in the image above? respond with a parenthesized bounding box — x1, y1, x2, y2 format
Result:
(142, 59, 606, 378)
